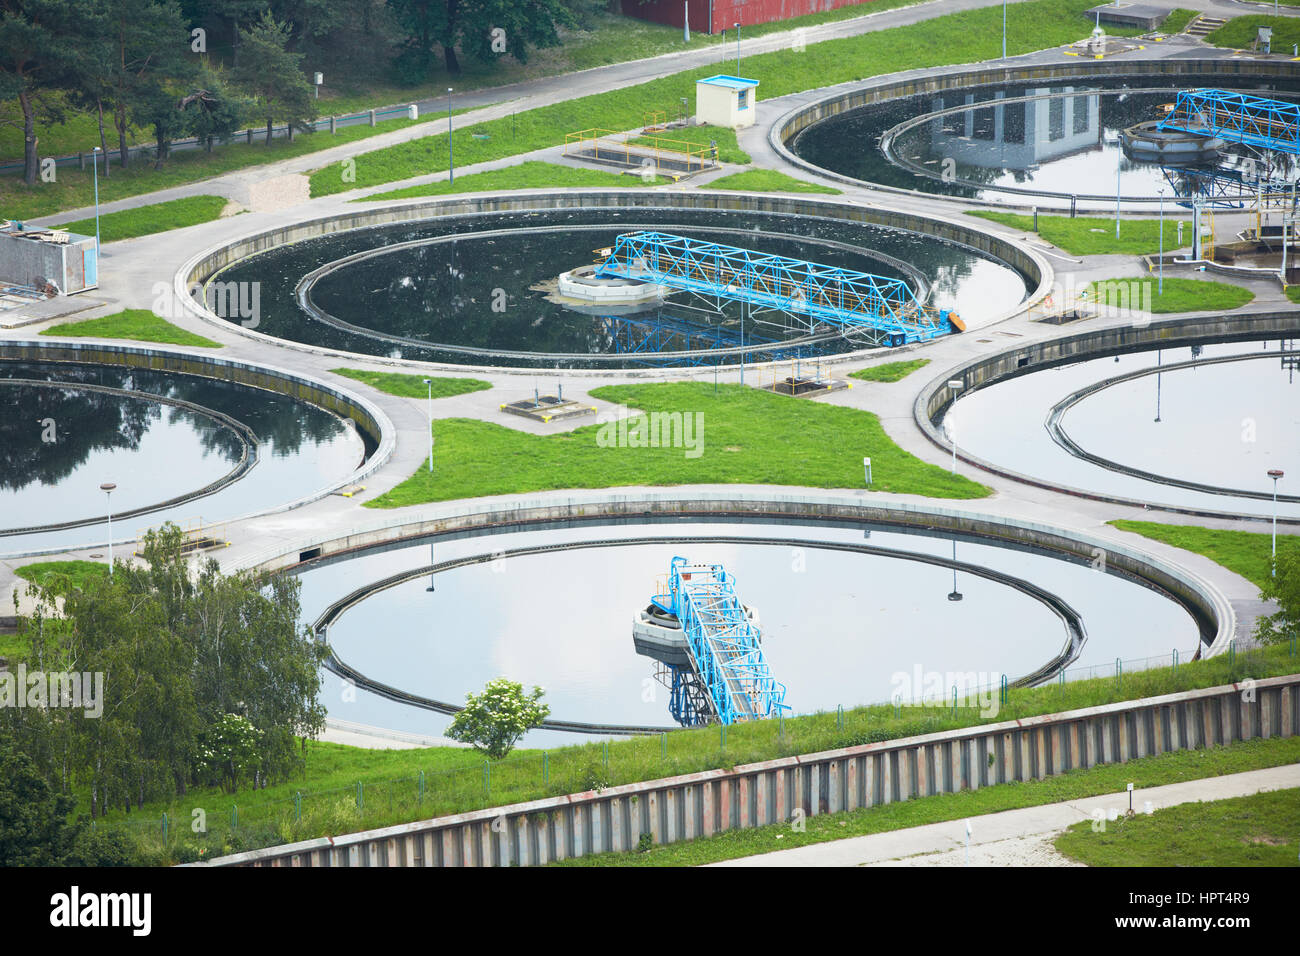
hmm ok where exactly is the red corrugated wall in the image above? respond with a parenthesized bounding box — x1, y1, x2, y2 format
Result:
(618, 0, 878, 35)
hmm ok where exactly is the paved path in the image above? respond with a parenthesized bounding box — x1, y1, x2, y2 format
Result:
(708, 762, 1300, 866)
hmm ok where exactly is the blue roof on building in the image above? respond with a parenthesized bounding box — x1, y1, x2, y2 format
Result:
(697, 75, 759, 90)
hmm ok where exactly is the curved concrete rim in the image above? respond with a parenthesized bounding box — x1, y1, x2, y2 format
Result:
(1047, 350, 1300, 505)
(913, 311, 1300, 526)
(175, 189, 1052, 377)
(0, 340, 396, 556)
(769, 57, 1300, 212)
(310, 533, 1087, 735)
(226, 489, 1232, 658)
(0, 376, 260, 538)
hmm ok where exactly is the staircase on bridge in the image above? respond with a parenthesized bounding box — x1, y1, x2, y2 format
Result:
(594, 231, 958, 347)
(652, 557, 789, 726)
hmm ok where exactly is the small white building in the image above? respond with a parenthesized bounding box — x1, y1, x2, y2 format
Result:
(695, 75, 759, 130)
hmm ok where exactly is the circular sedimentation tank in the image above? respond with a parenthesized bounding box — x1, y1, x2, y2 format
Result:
(296, 517, 1208, 745)
(204, 204, 1033, 369)
(787, 75, 1300, 208)
(0, 361, 371, 556)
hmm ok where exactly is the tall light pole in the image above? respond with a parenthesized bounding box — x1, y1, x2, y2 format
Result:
(1157, 184, 1166, 296)
(446, 88, 454, 185)
(1115, 138, 1122, 239)
(100, 482, 116, 576)
(947, 379, 964, 473)
(734, 21, 741, 75)
(92, 146, 101, 252)
(1269, 469, 1284, 575)
(683, 1, 689, 44)
(422, 378, 434, 472)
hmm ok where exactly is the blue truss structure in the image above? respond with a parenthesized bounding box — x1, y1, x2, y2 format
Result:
(652, 557, 789, 725)
(594, 231, 952, 347)
(598, 311, 817, 366)
(1161, 164, 1299, 210)
(1158, 89, 1300, 155)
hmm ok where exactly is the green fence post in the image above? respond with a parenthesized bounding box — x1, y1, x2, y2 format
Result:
(1000, 674, 1009, 709)
(231, 805, 237, 831)
(779, 713, 785, 742)
(603, 740, 609, 773)
(837, 704, 844, 731)
(1229, 639, 1236, 670)
(294, 791, 302, 823)
(1115, 658, 1122, 690)
(161, 813, 168, 842)
(893, 694, 901, 719)
(417, 772, 425, 806)
(483, 761, 489, 800)
(660, 733, 666, 760)
(356, 781, 363, 812)
(543, 752, 549, 787)
(1172, 648, 1178, 676)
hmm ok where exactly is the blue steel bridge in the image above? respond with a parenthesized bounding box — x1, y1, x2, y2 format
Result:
(593, 231, 958, 348)
(1158, 89, 1300, 155)
(651, 557, 789, 727)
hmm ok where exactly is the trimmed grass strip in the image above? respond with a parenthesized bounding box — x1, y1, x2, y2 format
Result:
(41, 308, 222, 348)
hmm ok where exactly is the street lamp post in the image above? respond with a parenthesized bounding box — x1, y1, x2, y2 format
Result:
(100, 482, 116, 576)
(1115, 139, 1122, 239)
(92, 147, 102, 252)
(734, 22, 741, 75)
(446, 88, 454, 185)
(1269, 469, 1284, 575)
(683, 1, 689, 44)
(947, 379, 964, 473)
(1157, 184, 1166, 296)
(422, 378, 434, 472)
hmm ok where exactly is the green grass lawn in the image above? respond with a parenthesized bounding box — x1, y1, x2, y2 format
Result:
(41, 308, 222, 348)
(14, 559, 109, 593)
(356, 161, 669, 202)
(1287, 285, 1300, 305)
(0, 117, 419, 221)
(54, 194, 228, 242)
(968, 211, 1191, 256)
(1088, 277, 1254, 314)
(1209, 15, 1300, 51)
(97, 638, 1300, 863)
(1109, 521, 1299, 590)
(702, 169, 841, 194)
(559, 735, 1300, 866)
(1160, 9, 1198, 34)
(329, 368, 491, 398)
(309, 0, 1138, 199)
(363, 382, 991, 508)
(849, 358, 931, 383)
(1055, 788, 1300, 866)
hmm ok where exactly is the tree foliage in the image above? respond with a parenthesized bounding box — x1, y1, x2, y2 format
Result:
(1257, 543, 1300, 646)
(446, 677, 550, 760)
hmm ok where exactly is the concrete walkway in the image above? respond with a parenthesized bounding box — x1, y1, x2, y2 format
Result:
(709, 762, 1300, 866)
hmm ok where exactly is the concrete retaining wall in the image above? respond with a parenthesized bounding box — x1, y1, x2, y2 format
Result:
(204, 673, 1298, 867)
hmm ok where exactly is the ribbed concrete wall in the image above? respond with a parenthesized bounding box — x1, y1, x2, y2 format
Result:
(202, 674, 1298, 867)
